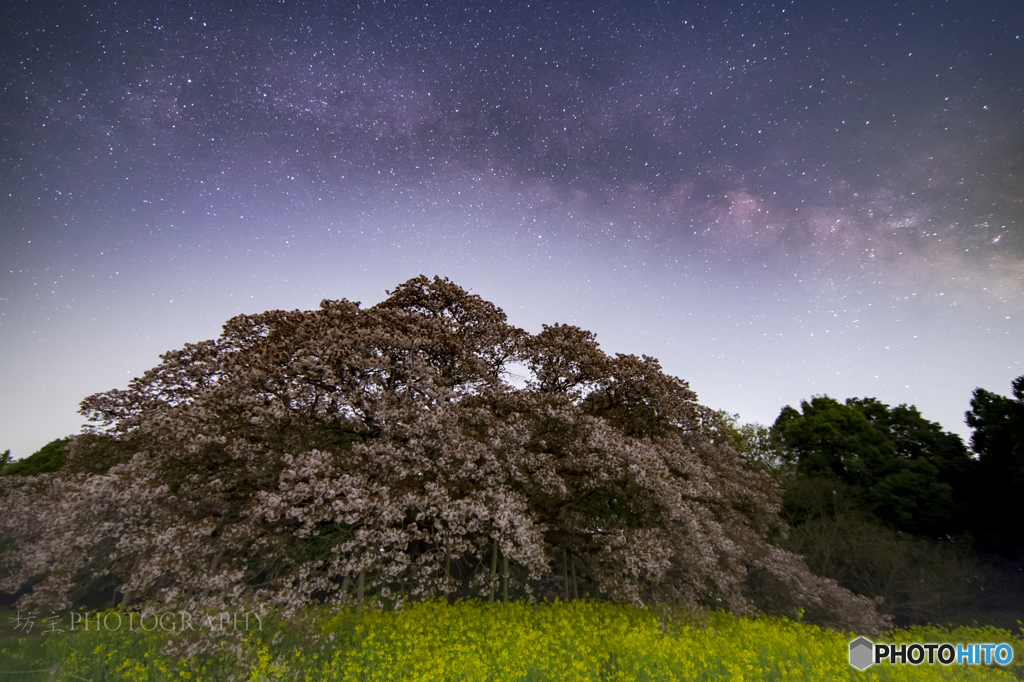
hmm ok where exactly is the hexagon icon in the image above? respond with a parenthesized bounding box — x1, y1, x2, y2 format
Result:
(849, 636, 874, 670)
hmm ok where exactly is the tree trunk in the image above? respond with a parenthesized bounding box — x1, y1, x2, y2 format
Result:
(356, 569, 365, 612)
(199, 549, 224, 602)
(563, 549, 569, 602)
(502, 551, 509, 603)
(489, 537, 498, 603)
(340, 574, 351, 604)
(445, 548, 452, 602)
(119, 557, 144, 608)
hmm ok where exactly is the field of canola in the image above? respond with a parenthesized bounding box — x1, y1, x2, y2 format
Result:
(3, 600, 1023, 681)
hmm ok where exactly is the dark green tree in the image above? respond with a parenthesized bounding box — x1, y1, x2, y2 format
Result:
(765, 397, 991, 626)
(0, 439, 69, 477)
(965, 376, 1024, 557)
(773, 396, 973, 538)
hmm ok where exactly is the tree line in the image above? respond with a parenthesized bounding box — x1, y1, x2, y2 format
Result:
(726, 376, 1024, 627)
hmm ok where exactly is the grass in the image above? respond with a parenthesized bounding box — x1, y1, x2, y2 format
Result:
(1, 600, 1022, 681)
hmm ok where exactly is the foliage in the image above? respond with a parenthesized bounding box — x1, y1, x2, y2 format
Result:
(728, 398, 1007, 628)
(729, 420, 783, 477)
(965, 376, 1024, 558)
(16, 600, 1022, 681)
(0, 439, 69, 477)
(772, 396, 973, 538)
(0, 276, 885, 635)
(781, 514, 991, 626)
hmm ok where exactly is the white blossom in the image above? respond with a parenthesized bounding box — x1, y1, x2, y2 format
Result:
(0, 276, 886, 634)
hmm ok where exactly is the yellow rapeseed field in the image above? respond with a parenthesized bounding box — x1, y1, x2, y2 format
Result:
(10, 600, 1023, 681)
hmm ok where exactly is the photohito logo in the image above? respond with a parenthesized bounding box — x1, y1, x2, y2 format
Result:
(849, 637, 1014, 670)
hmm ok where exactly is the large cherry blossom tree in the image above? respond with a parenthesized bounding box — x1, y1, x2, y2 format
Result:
(0, 276, 886, 633)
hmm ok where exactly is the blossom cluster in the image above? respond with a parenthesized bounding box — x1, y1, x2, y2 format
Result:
(0, 275, 886, 635)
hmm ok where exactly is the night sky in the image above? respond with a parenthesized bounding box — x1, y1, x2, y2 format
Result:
(2, 1, 1022, 459)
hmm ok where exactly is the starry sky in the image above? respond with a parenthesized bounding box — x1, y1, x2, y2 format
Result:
(2, 0, 1022, 459)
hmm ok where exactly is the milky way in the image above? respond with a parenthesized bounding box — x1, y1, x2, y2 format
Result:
(2, 0, 1022, 457)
